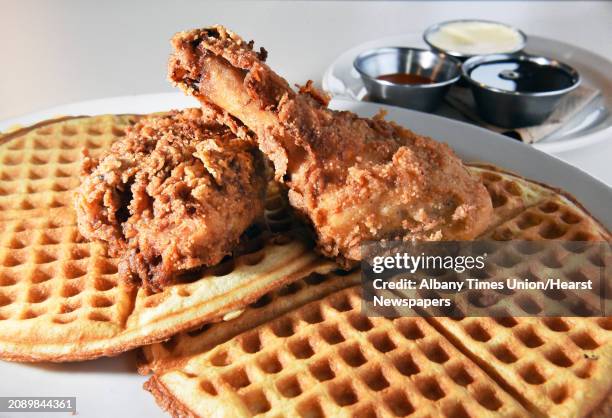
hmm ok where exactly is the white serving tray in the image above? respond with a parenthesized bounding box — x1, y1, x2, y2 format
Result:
(323, 34, 612, 154)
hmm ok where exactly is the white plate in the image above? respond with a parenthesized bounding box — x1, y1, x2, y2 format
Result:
(0, 94, 610, 418)
(322, 34, 612, 153)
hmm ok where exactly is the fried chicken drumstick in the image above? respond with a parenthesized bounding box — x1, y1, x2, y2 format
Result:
(75, 108, 267, 292)
(168, 26, 493, 266)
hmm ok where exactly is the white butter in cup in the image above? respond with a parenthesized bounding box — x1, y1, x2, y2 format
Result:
(425, 20, 525, 57)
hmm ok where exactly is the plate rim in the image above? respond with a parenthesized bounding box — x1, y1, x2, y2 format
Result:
(0, 92, 198, 131)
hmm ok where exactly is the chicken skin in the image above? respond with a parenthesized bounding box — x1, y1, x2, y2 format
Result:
(168, 26, 493, 266)
(75, 107, 267, 292)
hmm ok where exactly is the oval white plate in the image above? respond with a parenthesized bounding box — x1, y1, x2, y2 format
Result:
(0, 93, 609, 418)
(322, 33, 612, 154)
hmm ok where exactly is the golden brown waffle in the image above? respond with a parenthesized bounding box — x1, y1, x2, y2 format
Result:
(145, 282, 531, 418)
(429, 316, 611, 418)
(140, 269, 362, 374)
(471, 164, 610, 242)
(425, 165, 612, 418)
(143, 164, 611, 417)
(403, 239, 608, 319)
(401, 166, 611, 317)
(0, 115, 336, 362)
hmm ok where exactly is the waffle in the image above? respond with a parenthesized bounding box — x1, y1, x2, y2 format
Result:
(470, 164, 610, 242)
(144, 164, 611, 417)
(424, 166, 612, 418)
(0, 115, 336, 362)
(428, 316, 611, 418)
(145, 282, 531, 418)
(396, 165, 611, 318)
(399, 239, 608, 319)
(140, 269, 362, 374)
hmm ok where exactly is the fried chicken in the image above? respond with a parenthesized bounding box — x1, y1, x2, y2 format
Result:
(74, 107, 267, 292)
(168, 26, 494, 266)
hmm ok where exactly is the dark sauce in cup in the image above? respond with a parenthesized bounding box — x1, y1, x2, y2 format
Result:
(468, 60, 576, 93)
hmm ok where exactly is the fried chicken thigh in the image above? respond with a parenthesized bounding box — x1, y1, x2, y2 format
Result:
(168, 26, 493, 266)
(75, 108, 267, 291)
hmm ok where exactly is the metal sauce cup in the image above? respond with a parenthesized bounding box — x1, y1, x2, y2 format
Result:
(423, 19, 527, 61)
(462, 54, 581, 128)
(354, 47, 461, 112)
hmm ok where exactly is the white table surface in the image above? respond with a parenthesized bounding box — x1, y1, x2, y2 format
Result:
(0, 1, 610, 416)
(0, 0, 611, 185)
(1, 0, 611, 186)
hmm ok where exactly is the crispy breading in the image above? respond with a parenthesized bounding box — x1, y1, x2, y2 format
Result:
(168, 26, 494, 266)
(74, 107, 267, 291)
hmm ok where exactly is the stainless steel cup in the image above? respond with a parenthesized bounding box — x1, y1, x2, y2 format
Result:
(423, 19, 527, 61)
(354, 47, 461, 112)
(462, 54, 581, 128)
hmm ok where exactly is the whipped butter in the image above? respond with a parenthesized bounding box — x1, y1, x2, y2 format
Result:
(426, 21, 524, 56)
